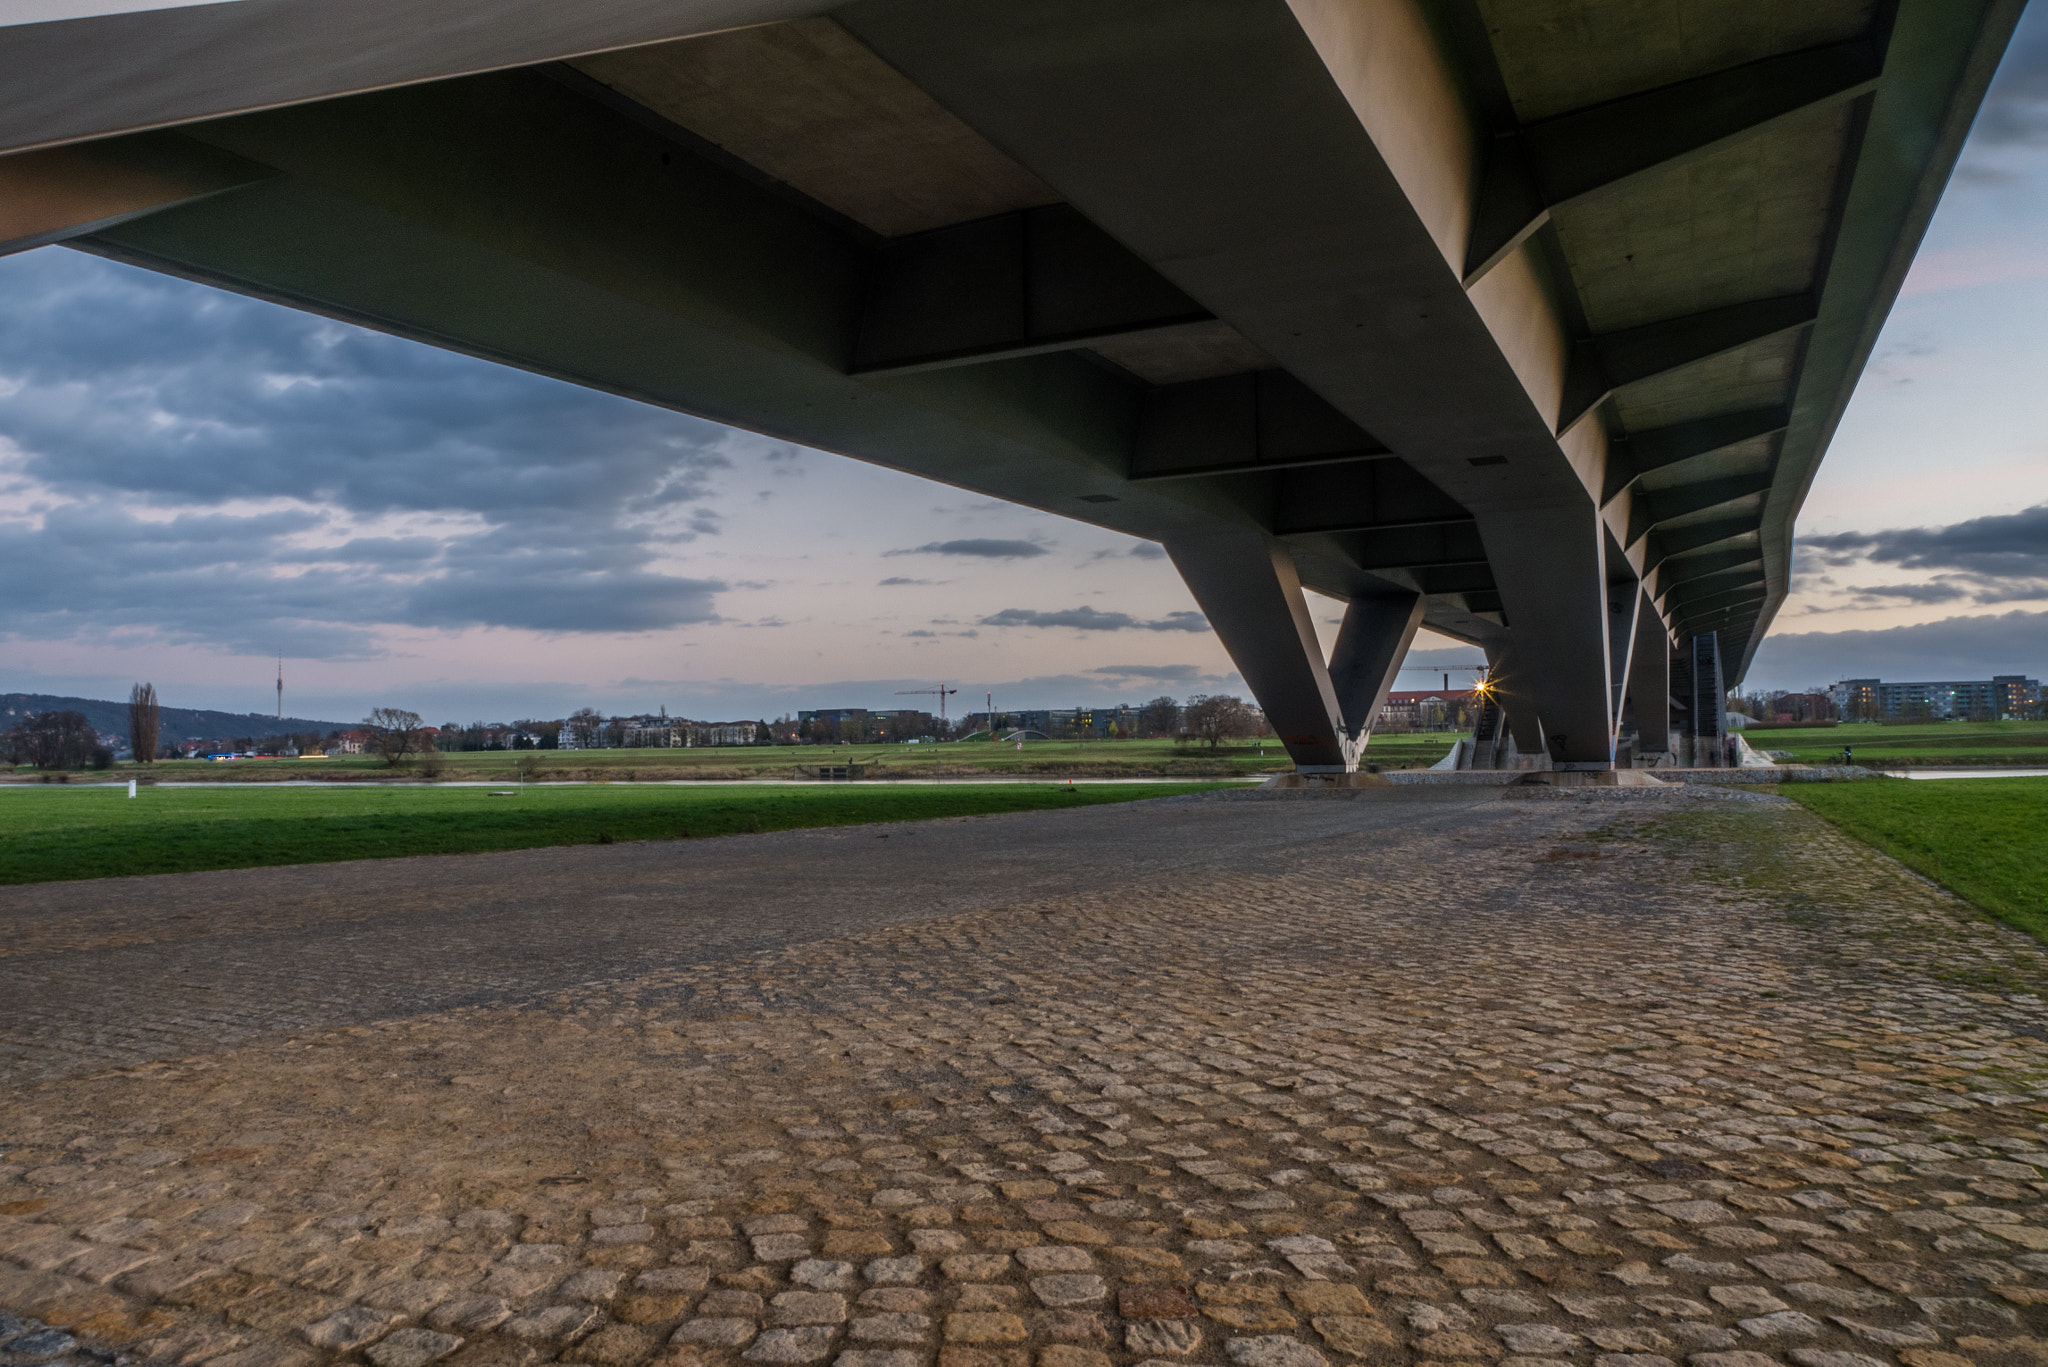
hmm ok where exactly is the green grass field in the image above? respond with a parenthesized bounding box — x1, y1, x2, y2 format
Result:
(1783, 777, 2048, 942)
(0, 781, 1233, 885)
(11, 732, 1458, 783)
(1744, 718, 2048, 766)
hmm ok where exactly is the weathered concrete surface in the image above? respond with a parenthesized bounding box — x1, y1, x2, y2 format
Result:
(3, 786, 2047, 1367)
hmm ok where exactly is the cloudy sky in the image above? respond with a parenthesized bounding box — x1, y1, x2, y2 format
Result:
(3, 18, 2046, 724)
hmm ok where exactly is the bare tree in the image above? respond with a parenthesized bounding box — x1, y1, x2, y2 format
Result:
(566, 707, 605, 749)
(128, 682, 162, 764)
(363, 707, 425, 767)
(6, 710, 100, 770)
(1136, 695, 1181, 737)
(1182, 694, 1256, 751)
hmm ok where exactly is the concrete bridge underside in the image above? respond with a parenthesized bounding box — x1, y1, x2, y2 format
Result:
(0, 0, 2020, 770)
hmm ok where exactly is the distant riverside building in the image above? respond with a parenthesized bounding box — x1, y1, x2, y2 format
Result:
(798, 708, 869, 729)
(798, 707, 872, 743)
(1377, 689, 1477, 732)
(613, 717, 683, 747)
(963, 705, 1145, 739)
(689, 721, 762, 747)
(1832, 675, 2042, 721)
(1767, 691, 1834, 723)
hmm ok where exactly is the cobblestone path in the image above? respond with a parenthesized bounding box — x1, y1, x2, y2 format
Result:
(0, 790, 1489, 1081)
(3, 787, 2047, 1367)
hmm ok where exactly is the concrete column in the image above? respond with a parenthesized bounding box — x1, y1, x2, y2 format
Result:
(1482, 639, 1545, 758)
(1607, 576, 1641, 730)
(1164, 531, 1355, 771)
(1475, 503, 1615, 768)
(1327, 592, 1426, 744)
(1626, 590, 1672, 759)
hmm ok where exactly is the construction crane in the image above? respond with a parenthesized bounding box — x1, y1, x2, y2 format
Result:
(894, 683, 959, 735)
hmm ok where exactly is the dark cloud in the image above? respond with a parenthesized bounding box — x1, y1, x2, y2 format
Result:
(407, 572, 722, 633)
(1148, 611, 1207, 632)
(886, 539, 1048, 559)
(1950, 10, 2048, 183)
(979, 606, 1209, 632)
(1086, 543, 1169, 563)
(1971, 12, 2048, 148)
(1091, 663, 1205, 682)
(0, 504, 725, 657)
(1804, 504, 2048, 575)
(1800, 505, 2048, 607)
(1844, 582, 1973, 604)
(0, 249, 739, 655)
(877, 576, 936, 586)
(1747, 609, 2048, 691)
(1393, 647, 1490, 676)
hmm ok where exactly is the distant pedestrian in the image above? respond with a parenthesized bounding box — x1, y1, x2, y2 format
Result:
(1844, 744, 1853, 766)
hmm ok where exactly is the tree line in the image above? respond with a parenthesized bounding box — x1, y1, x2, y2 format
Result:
(3, 681, 163, 770)
(3, 688, 1268, 772)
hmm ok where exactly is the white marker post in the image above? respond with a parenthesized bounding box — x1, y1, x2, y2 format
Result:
(128, 779, 137, 798)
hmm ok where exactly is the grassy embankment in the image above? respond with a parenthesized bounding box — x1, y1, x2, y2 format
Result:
(7, 733, 1458, 784)
(1783, 777, 2048, 943)
(0, 782, 1235, 885)
(1743, 718, 2048, 767)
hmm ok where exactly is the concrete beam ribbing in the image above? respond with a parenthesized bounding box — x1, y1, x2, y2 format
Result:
(1130, 371, 1388, 482)
(1464, 38, 1886, 284)
(1562, 294, 1818, 437)
(1630, 474, 1778, 546)
(0, 0, 832, 156)
(1602, 407, 1792, 505)
(850, 204, 1212, 374)
(0, 131, 274, 257)
(1657, 548, 1767, 594)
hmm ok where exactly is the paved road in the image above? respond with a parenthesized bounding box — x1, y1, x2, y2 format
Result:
(0, 789, 1493, 1080)
(3, 784, 2048, 1367)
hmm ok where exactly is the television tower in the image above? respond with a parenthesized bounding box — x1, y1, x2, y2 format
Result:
(276, 653, 283, 721)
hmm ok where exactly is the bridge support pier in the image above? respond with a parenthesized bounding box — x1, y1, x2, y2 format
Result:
(1607, 571, 1641, 730)
(1329, 591, 1427, 748)
(1477, 505, 1617, 769)
(1626, 590, 1673, 763)
(1483, 640, 1545, 762)
(1166, 534, 1419, 773)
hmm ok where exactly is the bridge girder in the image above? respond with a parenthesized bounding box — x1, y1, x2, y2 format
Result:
(0, 0, 2020, 770)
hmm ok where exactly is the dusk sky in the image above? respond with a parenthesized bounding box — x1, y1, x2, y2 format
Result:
(4, 13, 2046, 726)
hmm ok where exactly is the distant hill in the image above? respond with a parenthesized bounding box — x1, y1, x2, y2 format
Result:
(1, 693, 350, 746)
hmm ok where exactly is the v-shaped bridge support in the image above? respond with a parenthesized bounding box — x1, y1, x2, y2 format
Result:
(1165, 532, 1423, 773)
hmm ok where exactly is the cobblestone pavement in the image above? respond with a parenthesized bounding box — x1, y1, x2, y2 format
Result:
(4, 787, 2048, 1367)
(0, 791, 1490, 1081)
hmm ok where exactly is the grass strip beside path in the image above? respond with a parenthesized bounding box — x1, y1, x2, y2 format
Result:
(1783, 778, 2048, 943)
(1742, 718, 2048, 766)
(0, 782, 1232, 886)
